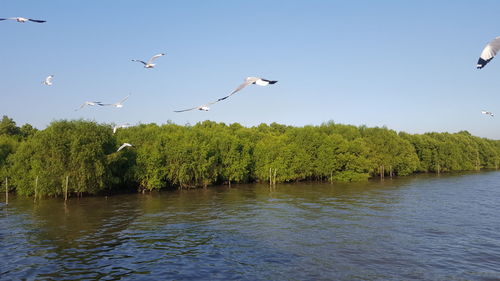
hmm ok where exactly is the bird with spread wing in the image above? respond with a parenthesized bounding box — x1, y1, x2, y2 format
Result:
(174, 77, 277, 112)
(132, 53, 165, 68)
(0, 17, 46, 23)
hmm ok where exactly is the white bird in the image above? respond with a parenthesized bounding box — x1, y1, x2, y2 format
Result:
(75, 101, 104, 111)
(102, 95, 130, 108)
(131, 53, 165, 68)
(481, 110, 494, 117)
(174, 77, 277, 113)
(113, 123, 131, 134)
(42, 75, 54, 86)
(117, 143, 133, 152)
(0, 17, 46, 23)
(477, 37, 500, 69)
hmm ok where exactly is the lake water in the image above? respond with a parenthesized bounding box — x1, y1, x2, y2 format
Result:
(1, 172, 500, 280)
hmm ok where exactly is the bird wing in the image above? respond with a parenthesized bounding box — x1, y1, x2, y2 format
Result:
(147, 53, 165, 64)
(116, 94, 130, 105)
(28, 19, 46, 23)
(117, 143, 131, 152)
(477, 37, 500, 69)
(113, 124, 130, 133)
(132, 59, 147, 65)
(0, 19, 7, 21)
(213, 79, 255, 103)
(174, 106, 201, 113)
(232, 78, 258, 94)
(175, 97, 226, 113)
(255, 78, 278, 86)
(46, 75, 54, 83)
(75, 102, 88, 111)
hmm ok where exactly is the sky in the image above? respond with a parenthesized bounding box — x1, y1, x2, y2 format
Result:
(2, 0, 500, 139)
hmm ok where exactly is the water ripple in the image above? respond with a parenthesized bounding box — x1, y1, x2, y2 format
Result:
(2, 172, 500, 280)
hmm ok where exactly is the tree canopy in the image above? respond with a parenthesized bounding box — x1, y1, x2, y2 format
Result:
(1, 117, 499, 197)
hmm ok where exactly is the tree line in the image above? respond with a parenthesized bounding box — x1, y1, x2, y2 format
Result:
(1, 115, 499, 197)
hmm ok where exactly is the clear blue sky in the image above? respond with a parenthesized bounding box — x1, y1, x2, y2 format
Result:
(2, 0, 500, 138)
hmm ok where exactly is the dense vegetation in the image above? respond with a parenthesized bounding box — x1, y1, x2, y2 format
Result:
(1, 115, 499, 197)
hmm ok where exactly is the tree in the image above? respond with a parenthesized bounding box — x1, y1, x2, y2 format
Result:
(0, 115, 21, 136)
(9, 120, 117, 197)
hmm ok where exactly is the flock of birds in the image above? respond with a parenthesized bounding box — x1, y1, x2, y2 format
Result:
(4, 17, 278, 152)
(5, 17, 500, 149)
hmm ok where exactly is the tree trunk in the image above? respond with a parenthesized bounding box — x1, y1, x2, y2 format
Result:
(5, 177, 8, 205)
(273, 168, 277, 185)
(65, 176, 69, 202)
(269, 167, 272, 186)
(34, 176, 39, 202)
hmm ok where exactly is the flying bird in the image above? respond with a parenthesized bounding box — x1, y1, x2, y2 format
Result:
(174, 77, 277, 113)
(42, 75, 54, 86)
(102, 95, 130, 108)
(75, 101, 104, 111)
(117, 143, 133, 152)
(131, 53, 165, 68)
(477, 37, 500, 69)
(113, 123, 131, 134)
(481, 110, 494, 117)
(0, 17, 46, 23)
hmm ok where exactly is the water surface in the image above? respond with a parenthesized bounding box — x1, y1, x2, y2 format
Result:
(2, 172, 500, 280)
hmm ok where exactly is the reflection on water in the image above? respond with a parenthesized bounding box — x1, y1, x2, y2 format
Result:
(2, 172, 500, 280)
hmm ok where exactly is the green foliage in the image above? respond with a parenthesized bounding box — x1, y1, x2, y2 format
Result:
(8, 120, 117, 197)
(0, 115, 21, 136)
(2, 115, 500, 196)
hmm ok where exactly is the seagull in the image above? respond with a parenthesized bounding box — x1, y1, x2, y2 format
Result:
(477, 37, 500, 69)
(75, 101, 104, 111)
(481, 110, 494, 117)
(131, 53, 165, 68)
(174, 77, 277, 113)
(42, 75, 54, 86)
(113, 123, 131, 134)
(102, 95, 130, 108)
(0, 17, 46, 23)
(117, 143, 133, 152)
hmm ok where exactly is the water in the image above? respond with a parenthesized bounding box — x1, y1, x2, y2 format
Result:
(2, 172, 500, 280)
